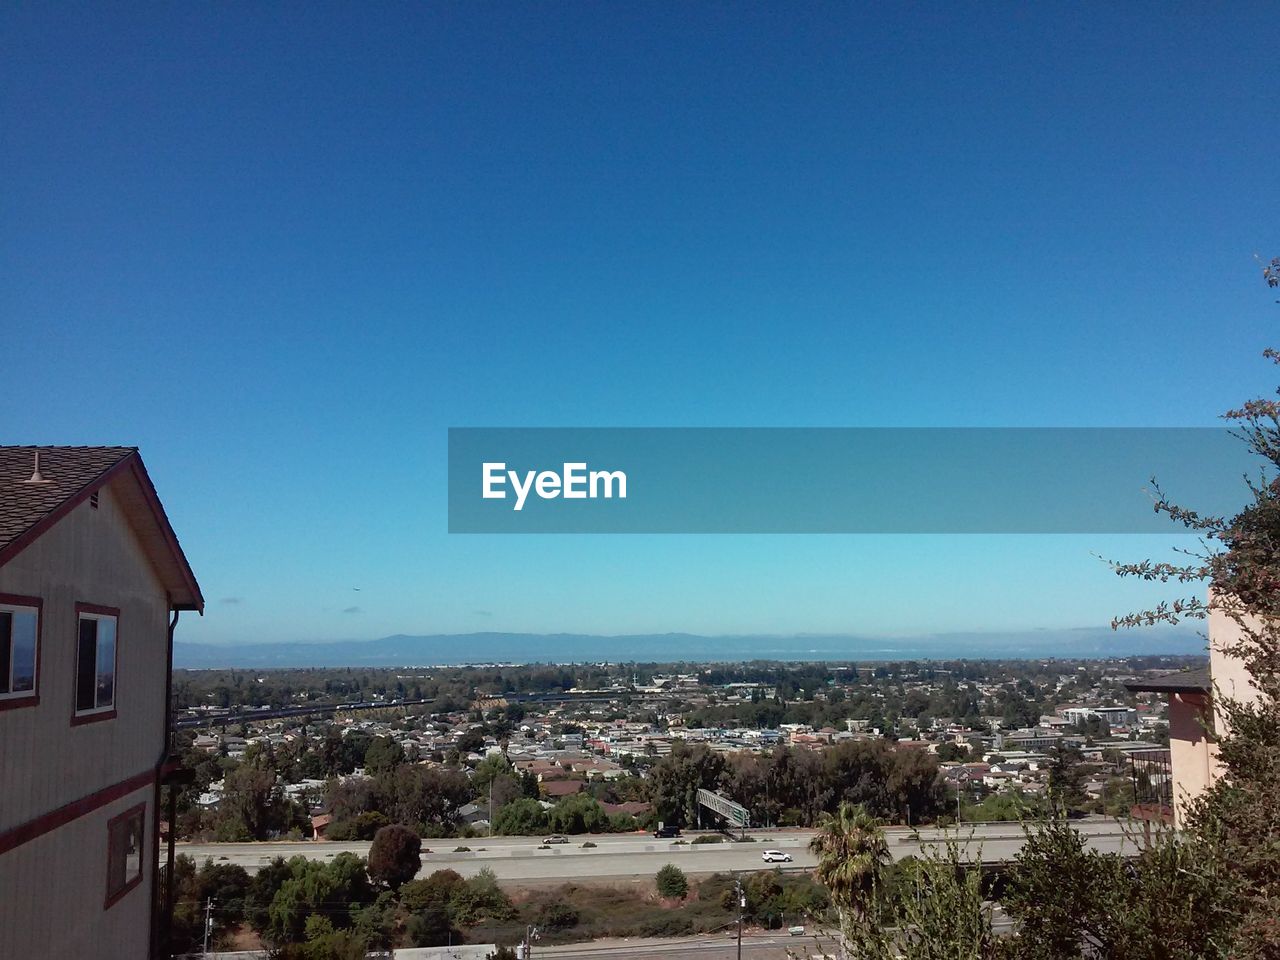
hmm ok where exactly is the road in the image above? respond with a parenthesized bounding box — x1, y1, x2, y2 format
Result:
(210, 934, 841, 960)
(534, 931, 841, 959)
(178, 818, 1136, 884)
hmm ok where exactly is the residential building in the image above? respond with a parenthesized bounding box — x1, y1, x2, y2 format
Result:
(1124, 597, 1265, 826)
(0, 447, 203, 958)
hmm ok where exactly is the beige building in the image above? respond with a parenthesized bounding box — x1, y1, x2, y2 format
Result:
(1125, 597, 1266, 827)
(0, 447, 202, 959)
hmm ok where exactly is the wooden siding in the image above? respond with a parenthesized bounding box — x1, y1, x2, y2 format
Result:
(0, 477, 169, 833)
(0, 783, 153, 959)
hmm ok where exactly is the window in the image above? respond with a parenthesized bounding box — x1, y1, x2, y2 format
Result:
(74, 605, 118, 721)
(105, 803, 145, 908)
(0, 595, 40, 707)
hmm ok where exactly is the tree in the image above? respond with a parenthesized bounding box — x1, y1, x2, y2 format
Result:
(492, 797, 548, 836)
(218, 762, 285, 840)
(265, 854, 373, 945)
(808, 803, 888, 940)
(890, 841, 999, 960)
(935, 742, 971, 763)
(655, 864, 689, 900)
(363, 736, 405, 776)
(366, 824, 421, 890)
(457, 729, 486, 754)
(1003, 820, 1228, 959)
(1045, 743, 1088, 816)
(401, 869, 466, 912)
(448, 867, 514, 925)
(407, 905, 455, 947)
(547, 793, 608, 834)
(649, 742, 726, 827)
(1104, 257, 1280, 955)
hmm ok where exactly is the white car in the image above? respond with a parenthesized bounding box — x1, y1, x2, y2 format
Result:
(761, 849, 792, 863)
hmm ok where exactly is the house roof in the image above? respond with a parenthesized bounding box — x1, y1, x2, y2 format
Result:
(1123, 666, 1210, 695)
(0, 446, 204, 611)
(541, 779, 585, 797)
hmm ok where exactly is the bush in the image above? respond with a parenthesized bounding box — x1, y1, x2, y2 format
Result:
(326, 810, 390, 841)
(639, 912, 695, 937)
(367, 824, 422, 890)
(546, 793, 608, 834)
(655, 864, 689, 900)
(582, 841, 597, 848)
(407, 905, 455, 947)
(607, 812, 639, 833)
(691, 834, 723, 844)
(454, 846, 471, 852)
(400, 869, 465, 912)
(450, 867, 515, 924)
(537, 900, 580, 930)
(492, 798, 549, 836)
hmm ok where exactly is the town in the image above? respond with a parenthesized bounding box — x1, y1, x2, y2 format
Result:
(141, 656, 1190, 953)
(171, 657, 1184, 845)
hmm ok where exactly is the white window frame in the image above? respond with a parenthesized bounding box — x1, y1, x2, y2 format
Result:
(0, 597, 40, 704)
(74, 605, 119, 720)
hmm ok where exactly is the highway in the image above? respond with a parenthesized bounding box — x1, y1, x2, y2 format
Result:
(178, 818, 1137, 884)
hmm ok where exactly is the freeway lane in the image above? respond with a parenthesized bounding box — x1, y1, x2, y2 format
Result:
(177, 819, 1136, 883)
(535, 932, 842, 959)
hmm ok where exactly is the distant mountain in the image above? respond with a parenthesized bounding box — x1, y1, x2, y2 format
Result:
(173, 626, 1207, 669)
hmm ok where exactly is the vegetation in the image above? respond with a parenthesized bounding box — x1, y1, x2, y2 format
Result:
(366, 824, 422, 890)
(799, 260, 1280, 957)
(654, 864, 689, 900)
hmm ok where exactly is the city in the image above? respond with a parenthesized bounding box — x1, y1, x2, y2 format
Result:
(3, 4, 1278, 959)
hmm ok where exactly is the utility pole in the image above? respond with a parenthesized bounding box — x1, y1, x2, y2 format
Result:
(735, 874, 745, 960)
(202, 897, 215, 956)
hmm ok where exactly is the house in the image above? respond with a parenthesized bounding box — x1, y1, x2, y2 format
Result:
(1124, 594, 1265, 826)
(0, 447, 203, 959)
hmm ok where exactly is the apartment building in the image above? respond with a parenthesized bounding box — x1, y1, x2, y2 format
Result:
(0, 447, 202, 958)
(1125, 596, 1265, 826)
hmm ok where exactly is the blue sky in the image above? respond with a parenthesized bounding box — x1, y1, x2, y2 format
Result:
(3, 4, 1278, 647)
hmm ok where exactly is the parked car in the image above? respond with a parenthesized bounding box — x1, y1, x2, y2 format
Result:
(542, 834, 570, 844)
(654, 824, 682, 838)
(761, 849, 792, 863)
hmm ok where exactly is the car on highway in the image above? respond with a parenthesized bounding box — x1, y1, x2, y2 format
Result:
(653, 824, 682, 838)
(541, 834, 571, 844)
(761, 849, 793, 863)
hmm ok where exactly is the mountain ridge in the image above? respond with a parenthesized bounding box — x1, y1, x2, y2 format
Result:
(173, 626, 1206, 668)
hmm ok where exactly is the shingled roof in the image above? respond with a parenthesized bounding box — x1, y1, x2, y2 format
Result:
(1124, 666, 1211, 695)
(0, 446, 204, 611)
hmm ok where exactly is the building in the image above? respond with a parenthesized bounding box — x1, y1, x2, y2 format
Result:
(1124, 598, 1265, 826)
(0, 447, 203, 958)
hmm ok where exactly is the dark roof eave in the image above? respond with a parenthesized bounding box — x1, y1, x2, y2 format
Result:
(1123, 667, 1211, 695)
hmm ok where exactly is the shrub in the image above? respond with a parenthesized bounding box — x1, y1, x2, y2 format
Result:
(691, 834, 723, 844)
(582, 841, 597, 848)
(639, 912, 695, 937)
(407, 905, 455, 947)
(656, 864, 689, 900)
(400, 869, 465, 912)
(326, 810, 390, 841)
(492, 798, 549, 836)
(537, 900, 580, 931)
(454, 846, 471, 852)
(367, 824, 421, 890)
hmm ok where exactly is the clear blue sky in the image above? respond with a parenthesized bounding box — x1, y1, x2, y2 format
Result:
(3, 4, 1277, 647)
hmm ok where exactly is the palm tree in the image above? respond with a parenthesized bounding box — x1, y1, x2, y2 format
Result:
(809, 802, 889, 943)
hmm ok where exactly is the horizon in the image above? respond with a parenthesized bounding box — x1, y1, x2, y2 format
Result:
(172, 623, 1209, 669)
